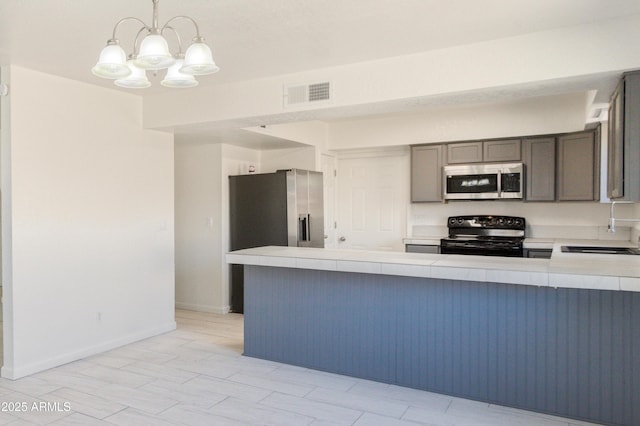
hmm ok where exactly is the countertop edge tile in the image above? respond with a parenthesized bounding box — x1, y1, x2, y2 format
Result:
(620, 277, 640, 292)
(336, 260, 382, 274)
(486, 270, 549, 287)
(548, 273, 620, 291)
(295, 258, 338, 271)
(431, 266, 487, 282)
(227, 246, 640, 292)
(380, 263, 430, 278)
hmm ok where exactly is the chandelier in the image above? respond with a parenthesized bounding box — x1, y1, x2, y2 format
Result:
(92, 0, 219, 89)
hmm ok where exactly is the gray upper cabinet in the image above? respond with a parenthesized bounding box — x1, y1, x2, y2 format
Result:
(411, 131, 599, 203)
(608, 80, 624, 198)
(483, 139, 521, 162)
(411, 144, 445, 202)
(446, 142, 482, 164)
(557, 130, 600, 201)
(447, 139, 521, 164)
(523, 137, 555, 201)
(608, 71, 640, 201)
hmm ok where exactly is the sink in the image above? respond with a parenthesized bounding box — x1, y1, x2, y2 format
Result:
(561, 245, 640, 255)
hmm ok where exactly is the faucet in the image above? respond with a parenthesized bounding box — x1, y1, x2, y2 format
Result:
(608, 201, 639, 233)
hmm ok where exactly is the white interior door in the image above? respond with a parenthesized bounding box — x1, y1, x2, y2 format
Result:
(336, 151, 409, 251)
(321, 154, 337, 248)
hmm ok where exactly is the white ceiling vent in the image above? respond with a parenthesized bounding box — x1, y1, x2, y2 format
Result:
(284, 81, 332, 108)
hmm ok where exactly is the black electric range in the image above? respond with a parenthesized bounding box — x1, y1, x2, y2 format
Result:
(440, 215, 526, 257)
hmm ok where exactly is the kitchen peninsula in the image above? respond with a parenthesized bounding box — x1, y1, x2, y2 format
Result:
(227, 245, 640, 426)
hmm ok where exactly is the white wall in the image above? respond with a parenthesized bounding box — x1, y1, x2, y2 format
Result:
(1, 66, 175, 379)
(634, 205, 640, 243)
(174, 141, 320, 313)
(410, 201, 633, 240)
(143, 14, 640, 131)
(175, 142, 225, 313)
(245, 121, 329, 152)
(327, 93, 590, 149)
(261, 146, 317, 173)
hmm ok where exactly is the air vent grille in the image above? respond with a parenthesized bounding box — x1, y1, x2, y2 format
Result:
(284, 81, 332, 107)
(308, 82, 331, 102)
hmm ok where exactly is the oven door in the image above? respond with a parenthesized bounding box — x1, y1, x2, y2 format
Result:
(440, 238, 524, 257)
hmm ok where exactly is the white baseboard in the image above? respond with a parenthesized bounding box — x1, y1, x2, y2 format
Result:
(175, 302, 230, 314)
(1, 321, 177, 380)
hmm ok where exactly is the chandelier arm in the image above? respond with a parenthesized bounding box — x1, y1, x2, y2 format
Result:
(162, 15, 204, 41)
(161, 25, 184, 55)
(130, 26, 150, 56)
(110, 17, 150, 42)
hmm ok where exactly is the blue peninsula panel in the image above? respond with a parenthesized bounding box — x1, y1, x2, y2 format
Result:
(243, 265, 640, 426)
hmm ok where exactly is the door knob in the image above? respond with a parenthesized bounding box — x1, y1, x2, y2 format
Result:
(339, 236, 346, 242)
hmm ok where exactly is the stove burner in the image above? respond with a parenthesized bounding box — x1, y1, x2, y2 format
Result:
(441, 215, 526, 257)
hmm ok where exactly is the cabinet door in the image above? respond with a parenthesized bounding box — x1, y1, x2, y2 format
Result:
(484, 139, 521, 162)
(447, 142, 482, 164)
(557, 131, 598, 201)
(608, 83, 624, 199)
(525, 249, 552, 259)
(405, 244, 440, 254)
(411, 145, 444, 202)
(523, 137, 555, 201)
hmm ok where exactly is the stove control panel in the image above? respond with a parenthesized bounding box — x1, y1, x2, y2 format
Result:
(447, 215, 525, 230)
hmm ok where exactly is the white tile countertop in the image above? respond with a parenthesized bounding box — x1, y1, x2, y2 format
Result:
(226, 242, 640, 292)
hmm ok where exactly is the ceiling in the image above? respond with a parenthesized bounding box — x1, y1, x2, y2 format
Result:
(2, 0, 639, 145)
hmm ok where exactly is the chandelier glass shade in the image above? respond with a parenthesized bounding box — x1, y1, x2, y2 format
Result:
(91, 43, 131, 79)
(134, 33, 175, 69)
(181, 42, 219, 75)
(115, 60, 152, 89)
(92, 0, 219, 89)
(161, 58, 198, 88)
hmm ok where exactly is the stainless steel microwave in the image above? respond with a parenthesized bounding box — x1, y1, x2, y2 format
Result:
(444, 162, 524, 200)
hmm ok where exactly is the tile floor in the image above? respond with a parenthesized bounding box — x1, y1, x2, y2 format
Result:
(0, 309, 601, 425)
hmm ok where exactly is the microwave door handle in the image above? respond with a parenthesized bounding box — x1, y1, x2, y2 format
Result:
(497, 171, 502, 197)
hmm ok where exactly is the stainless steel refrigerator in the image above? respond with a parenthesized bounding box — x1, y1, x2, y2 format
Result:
(229, 169, 324, 312)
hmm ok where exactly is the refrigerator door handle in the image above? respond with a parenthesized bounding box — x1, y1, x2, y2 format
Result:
(298, 213, 311, 242)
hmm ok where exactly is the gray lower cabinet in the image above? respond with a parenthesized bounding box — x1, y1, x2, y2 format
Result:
(608, 71, 640, 200)
(525, 248, 552, 259)
(557, 130, 600, 201)
(411, 145, 444, 202)
(405, 244, 440, 254)
(523, 137, 556, 201)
